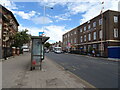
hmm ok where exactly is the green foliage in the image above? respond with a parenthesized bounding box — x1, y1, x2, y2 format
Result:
(44, 42, 51, 49)
(12, 29, 31, 47)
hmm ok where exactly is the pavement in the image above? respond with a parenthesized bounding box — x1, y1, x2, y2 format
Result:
(0, 59, 2, 90)
(65, 53, 120, 62)
(2, 52, 94, 88)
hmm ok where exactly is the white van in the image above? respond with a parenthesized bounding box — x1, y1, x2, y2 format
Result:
(54, 47, 62, 54)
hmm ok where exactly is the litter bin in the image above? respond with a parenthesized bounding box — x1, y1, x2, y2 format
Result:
(16, 47, 20, 56)
(12, 47, 16, 57)
(31, 36, 49, 70)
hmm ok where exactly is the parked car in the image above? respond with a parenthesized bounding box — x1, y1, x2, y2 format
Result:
(22, 45, 29, 52)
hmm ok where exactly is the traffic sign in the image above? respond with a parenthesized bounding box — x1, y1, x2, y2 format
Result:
(39, 32, 44, 36)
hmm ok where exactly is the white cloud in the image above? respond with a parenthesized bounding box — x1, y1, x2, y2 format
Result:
(54, 15, 71, 22)
(0, 0, 38, 21)
(44, 25, 69, 42)
(37, 0, 119, 24)
(18, 25, 69, 43)
(13, 11, 36, 20)
(0, 0, 18, 10)
(18, 25, 43, 36)
(38, 0, 69, 7)
(32, 16, 53, 24)
(79, 0, 120, 24)
(67, 2, 91, 15)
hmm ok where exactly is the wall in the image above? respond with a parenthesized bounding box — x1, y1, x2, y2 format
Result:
(0, 20, 2, 59)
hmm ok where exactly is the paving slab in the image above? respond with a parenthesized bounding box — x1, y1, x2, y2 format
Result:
(21, 57, 86, 88)
(2, 53, 94, 88)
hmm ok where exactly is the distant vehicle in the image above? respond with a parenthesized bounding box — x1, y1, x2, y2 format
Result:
(22, 45, 29, 52)
(54, 47, 62, 54)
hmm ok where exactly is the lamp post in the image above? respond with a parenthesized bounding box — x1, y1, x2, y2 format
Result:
(100, 2, 104, 57)
(42, 5, 53, 33)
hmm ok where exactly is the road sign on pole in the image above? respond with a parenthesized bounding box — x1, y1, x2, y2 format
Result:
(39, 32, 44, 36)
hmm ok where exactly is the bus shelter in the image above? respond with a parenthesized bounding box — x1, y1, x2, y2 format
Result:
(31, 36, 49, 70)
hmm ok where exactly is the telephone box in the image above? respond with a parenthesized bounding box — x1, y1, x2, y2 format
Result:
(31, 36, 49, 70)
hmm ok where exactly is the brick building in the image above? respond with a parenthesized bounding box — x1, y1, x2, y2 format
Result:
(63, 10, 120, 58)
(62, 27, 78, 52)
(0, 5, 19, 59)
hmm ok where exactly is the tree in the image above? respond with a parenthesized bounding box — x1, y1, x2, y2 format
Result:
(12, 29, 31, 48)
(44, 42, 51, 49)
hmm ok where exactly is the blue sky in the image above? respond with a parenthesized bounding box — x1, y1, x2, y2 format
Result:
(0, 0, 119, 43)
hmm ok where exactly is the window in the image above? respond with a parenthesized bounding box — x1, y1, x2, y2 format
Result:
(13, 24, 17, 30)
(80, 36, 83, 42)
(65, 35, 67, 38)
(74, 38, 76, 43)
(71, 39, 73, 43)
(93, 44, 97, 48)
(80, 28, 82, 32)
(114, 28, 118, 38)
(63, 42, 65, 45)
(93, 32, 96, 40)
(68, 39, 70, 43)
(84, 35, 86, 41)
(84, 26, 86, 31)
(88, 24, 91, 30)
(99, 30, 102, 39)
(88, 45, 91, 52)
(99, 19, 102, 25)
(114, 16, 118, 23)
(74, 31, 76, 34)
(88, 33, 91, 41)
(68, 33, 69, 37)
(93, 22, 96, 27)
(84, 45, 86, 52)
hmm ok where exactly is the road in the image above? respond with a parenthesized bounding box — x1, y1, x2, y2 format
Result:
(45, 52, 119, 88)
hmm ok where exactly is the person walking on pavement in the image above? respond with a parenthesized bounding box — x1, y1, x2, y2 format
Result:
(92, 49, 95, 57)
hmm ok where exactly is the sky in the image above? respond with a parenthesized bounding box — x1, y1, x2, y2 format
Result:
(0, 0, 120, 43)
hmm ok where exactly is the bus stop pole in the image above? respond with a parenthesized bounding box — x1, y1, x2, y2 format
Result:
(40, 38, 42, 70)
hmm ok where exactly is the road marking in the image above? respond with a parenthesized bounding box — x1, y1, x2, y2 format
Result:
(46, 57, 96, 88)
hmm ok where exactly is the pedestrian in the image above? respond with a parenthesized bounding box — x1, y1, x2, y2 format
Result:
(92, 49, 95, 57)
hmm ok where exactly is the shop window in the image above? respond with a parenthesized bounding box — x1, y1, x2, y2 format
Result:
(114, 28, 118, 38)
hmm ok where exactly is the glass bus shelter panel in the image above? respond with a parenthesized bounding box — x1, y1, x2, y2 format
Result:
(41, 45, 44, 59)
(32, 56, 41, 64)
(32, 39, 42, 55)
(32, 39, 44, 63)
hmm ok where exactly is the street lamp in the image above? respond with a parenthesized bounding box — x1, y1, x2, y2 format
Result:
(42, 5, 53, 33)
(100, 1, 104, 57)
